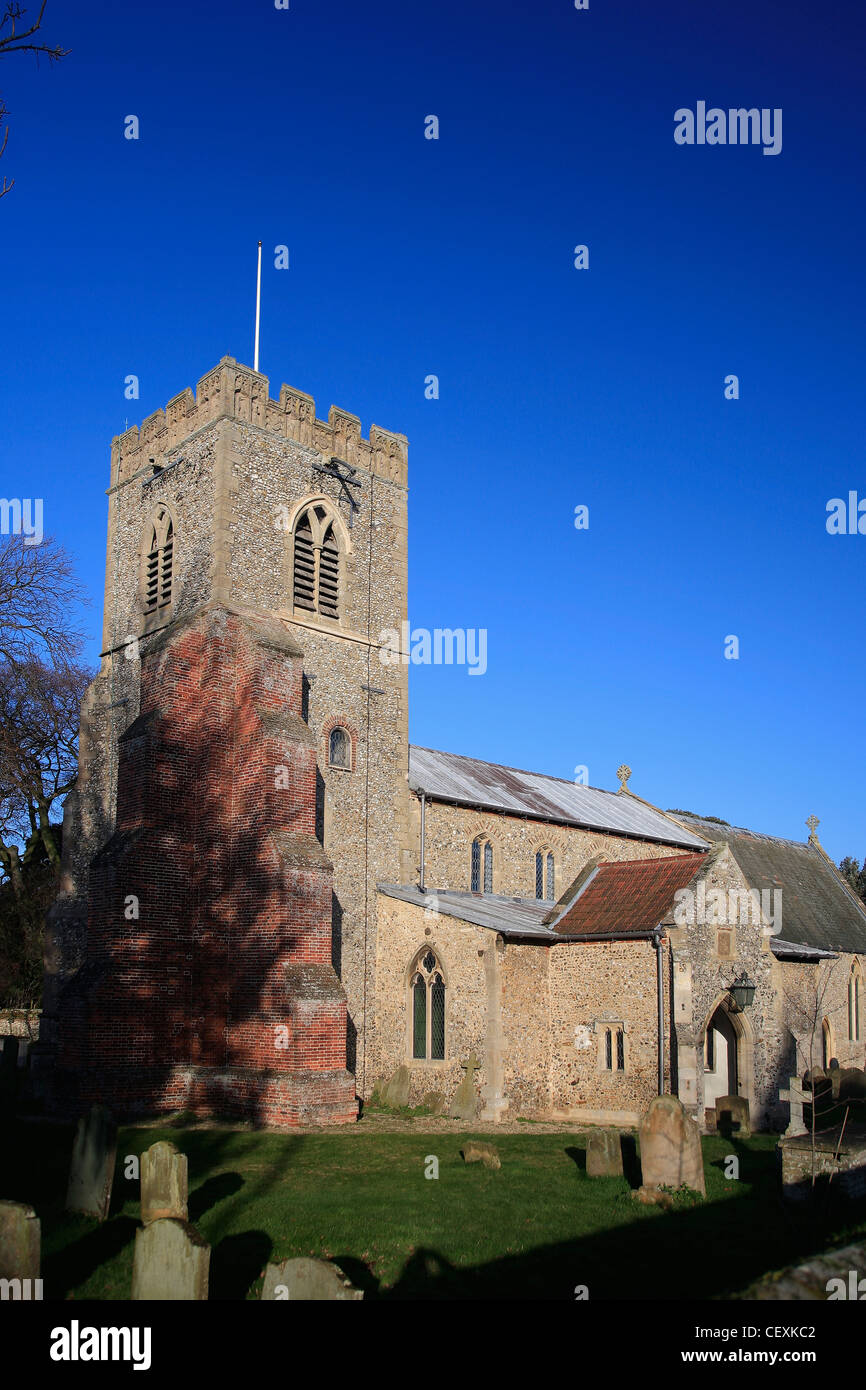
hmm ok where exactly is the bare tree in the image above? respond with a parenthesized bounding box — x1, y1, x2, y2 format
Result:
(0, 1, 68, 199)
(0, 657, 91, 1005)
(0, 532, 87, 671)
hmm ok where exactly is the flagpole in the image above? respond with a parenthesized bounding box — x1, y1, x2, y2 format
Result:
(254, 240, 262, 372)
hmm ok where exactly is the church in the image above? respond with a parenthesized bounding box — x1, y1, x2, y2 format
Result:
(38, 356, 866, 1133)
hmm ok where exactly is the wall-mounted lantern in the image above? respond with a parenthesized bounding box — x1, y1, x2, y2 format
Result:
(729, 972, 757, 1012)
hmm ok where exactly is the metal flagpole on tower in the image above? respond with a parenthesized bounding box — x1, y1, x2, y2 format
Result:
(254, 240, 262, 372)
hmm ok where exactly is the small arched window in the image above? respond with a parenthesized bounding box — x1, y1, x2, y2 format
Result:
(411, 949, 445, 1061)
(535, 850, 555, 901)
(849, 966, 861, 1042)
(292, 504, 341, 620)
(604, 1026, 625, 1072)
(144, 507, 174, 613)
(328, 726, 351, 770)
(471, 837, 493, 894)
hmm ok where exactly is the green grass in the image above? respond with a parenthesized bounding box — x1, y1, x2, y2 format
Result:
(2, 1119, 864, 1300)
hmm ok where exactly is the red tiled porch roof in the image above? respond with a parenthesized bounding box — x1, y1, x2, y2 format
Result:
(554, 853, 707, 936)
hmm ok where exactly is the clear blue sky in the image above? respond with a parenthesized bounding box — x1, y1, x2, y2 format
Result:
(3, 0, 865, 861)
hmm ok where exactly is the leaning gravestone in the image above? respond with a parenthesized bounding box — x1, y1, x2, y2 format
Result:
(141, 1141, 188, 1226)
(131, 1218, 210, 1300)
(586, 1129, 624, 1177)
(261, 1257, 363, 1300)
(66, 1105, 117, 1221)
(715, 1094, 750, 1137)
(448, 1053, 480, 1120)
(639, 1095, 705, 1197)
(0, 1200, 40, 1282)
(421, 1091, 446, 1115)
(379, 1065, 410, 1108)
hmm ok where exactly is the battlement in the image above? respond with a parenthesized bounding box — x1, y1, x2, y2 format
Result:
(110, 356, 408, 489)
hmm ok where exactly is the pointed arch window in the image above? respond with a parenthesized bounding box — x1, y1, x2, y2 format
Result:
(471, 837, 493, 893)
(849, 966, 861, 1042)
(411, 949, 445, 1061)
(144, 507, 174, 613)
(535, 850, 555, 901)
(292, 504, 342, 620)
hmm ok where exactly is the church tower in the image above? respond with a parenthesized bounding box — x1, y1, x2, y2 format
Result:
(40, 357, 412, 1123)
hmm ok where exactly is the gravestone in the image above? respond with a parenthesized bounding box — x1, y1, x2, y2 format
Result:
(1, 1036, 18, 1070)
(0, 1200, 40, 1281)
(639, 1095, 705, 1197)
(448, 1053, 480, 1121)
(131, 1218, 210, 1300)
(461, 1140, 500, 1170)
(420, 1091, 446, 1115)
(66, 1105, 117, 1221)
(141, 1141, 188, 1226)
(715, 1094, 750, 1137)
(779, 1076, 808, 1137)
(379, 1065, 410, 1108)
(261, 1257, 363, 1300)
(586, 1129, 624, 1177)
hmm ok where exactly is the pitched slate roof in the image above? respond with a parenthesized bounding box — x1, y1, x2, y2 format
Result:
(551, 853, 708, 936)
(667, 814, 866, 956)
(408, 746, 708, 850)
(376, 884, 560, 940)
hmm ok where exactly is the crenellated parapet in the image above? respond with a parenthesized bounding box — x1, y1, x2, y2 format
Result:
(111, 356, 409, 489)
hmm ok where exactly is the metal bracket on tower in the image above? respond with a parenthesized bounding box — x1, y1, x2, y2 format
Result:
(312, 455, 362, 527)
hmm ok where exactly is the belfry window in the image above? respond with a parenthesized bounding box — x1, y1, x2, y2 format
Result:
(292, 504, 341, 620)
(144, 507, 174, 613)
(471, 837, 493, 893)
(411, 949, 446, 1061)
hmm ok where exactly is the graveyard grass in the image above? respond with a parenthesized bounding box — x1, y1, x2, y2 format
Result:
(3, 1120, 866, 1300)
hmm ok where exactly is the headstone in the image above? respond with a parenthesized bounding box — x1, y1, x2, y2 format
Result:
(1, 1037, 18, 1070)
(421, 1091, 446, 1115)
(779, 1076, 808, 1137)
(586, 1129, 624, 1177)
(639, 1095, 705, 1197)
(379, 1065, 410, 1108)
(715, 1094, 750, 1137)
(141, 1141, 188, 1225)
(261, 1257, 363, 1300)
(66, 1105, 117, 1221)
(461, 1140, 501, 1170)
(131, 1218, 210, 1300)
(448, 1052, 480, 1120)
(0, 1200, 40, 1281)
(839, 1067, 866, 1102)
(829, 1059, 842, 1101)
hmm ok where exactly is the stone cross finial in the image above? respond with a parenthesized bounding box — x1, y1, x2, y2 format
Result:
(806, 815, 820, 845)
(617, 764, 632, 791)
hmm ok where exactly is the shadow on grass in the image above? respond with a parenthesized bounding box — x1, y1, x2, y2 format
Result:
(189, 1172, 245, 1223)
(211, 1230, 273, 1300)
(43, 1216, 139, 1297)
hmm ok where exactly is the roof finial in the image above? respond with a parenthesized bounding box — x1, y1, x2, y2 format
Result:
(617, 764, 632, 792)
(806, 814, 821, 845)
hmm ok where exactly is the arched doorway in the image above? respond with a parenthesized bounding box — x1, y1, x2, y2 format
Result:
(704, 1002, 739, 1110)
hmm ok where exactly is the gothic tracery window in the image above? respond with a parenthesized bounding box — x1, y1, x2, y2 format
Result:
(144, 507, 174, 613)
(292, 504, 341, 620)
(411, 949, 445, 1061)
